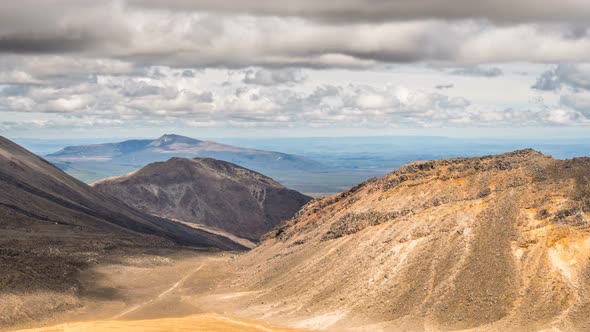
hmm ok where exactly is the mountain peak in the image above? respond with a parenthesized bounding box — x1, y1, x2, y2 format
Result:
(93, 156, 312, 241)
(150, 134, 202, 147)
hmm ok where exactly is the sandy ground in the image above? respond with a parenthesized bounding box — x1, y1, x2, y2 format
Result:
(11, 314, 303, 332)
(4, 250, 310, 332)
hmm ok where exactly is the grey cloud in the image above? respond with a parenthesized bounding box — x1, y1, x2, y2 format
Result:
(0, 3, 590, 68)
(435, 84, 454, 90)
(0, 85, 31, 96)
(0, 56, 138, 87)
(120, 80, 161, 97)
(561, 94, 590, 116)
(562, 24, 590, 40)
(129, 0, 590, 24)
(532, 70, 562, 91)
(451, 66, 503, 77)
(181, 70, 195, 77)
(0, 33, 96, 54)
(243, 68, 306, 86)
(0, 1, 128, 54)
(533, 64, 590, 91)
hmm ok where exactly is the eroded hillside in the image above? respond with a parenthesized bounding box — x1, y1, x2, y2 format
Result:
(93, 157, 311, 241)
(234, 149, 590, 331)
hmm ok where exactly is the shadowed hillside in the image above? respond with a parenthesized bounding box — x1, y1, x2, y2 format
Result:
(93, 157, 312, 241)
(0, 136, 244, 328)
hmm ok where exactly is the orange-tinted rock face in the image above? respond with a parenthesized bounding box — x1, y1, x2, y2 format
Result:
(237, 149, 590, 331)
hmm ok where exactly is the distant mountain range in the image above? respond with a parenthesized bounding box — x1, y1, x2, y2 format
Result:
(46, 134, 328, 193)
(93, 157, 312, 242)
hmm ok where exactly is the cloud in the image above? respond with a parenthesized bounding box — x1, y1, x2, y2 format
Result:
(0, 3, 590, 68)
(435, 84, 454, 90)
(0, 70, 42, 84)
(119, 80, 161, 97)
(181, 70, 195, 78)
(540, 108, 586, 125)
(532, 64, 590, 91)
(560, 93, 590, 116)
(1, 66, 589, 130)
(129, 1, 590, 24)
(0, 56, 137, 85)
(0, 1, 129, 54)
(451, 66, 503, 77)
(243, 68, 306, 86)
(0, 68, 479, 127)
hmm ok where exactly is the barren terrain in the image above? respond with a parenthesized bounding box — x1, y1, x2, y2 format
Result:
(231, 149, 590, 331)
(5, 251, 309, 332)
(5, 148, 590, 331)
(93, 157, 311, 241)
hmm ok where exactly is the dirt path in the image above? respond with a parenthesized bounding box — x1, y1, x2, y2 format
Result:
(111, 263, 204, 319)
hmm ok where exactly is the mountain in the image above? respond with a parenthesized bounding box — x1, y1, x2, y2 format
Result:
(0, 136, 245, 327)
(234, 149, 590, 331)
(45, 134, 326, 193)
(93, 157, 312, 242)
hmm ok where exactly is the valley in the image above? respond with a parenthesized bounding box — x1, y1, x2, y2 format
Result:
(3, 2, 590, 331)
(3, 135, 590, 331)
(4, 251, 308, 332)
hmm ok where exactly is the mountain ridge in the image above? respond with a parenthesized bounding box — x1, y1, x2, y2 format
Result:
(0, 136, 247, 327)
(93, 157, 312, 241)
(46, 134, 327, 193)
(233, 149, 590, 331)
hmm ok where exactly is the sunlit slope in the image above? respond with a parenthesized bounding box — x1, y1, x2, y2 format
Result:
(236, 149, 590, 331)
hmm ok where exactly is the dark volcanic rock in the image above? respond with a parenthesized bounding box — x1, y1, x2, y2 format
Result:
(93, 157, 312, 241)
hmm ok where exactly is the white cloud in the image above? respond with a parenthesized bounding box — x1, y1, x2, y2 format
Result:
(0, 70, 42, 84)
(243, 68, 306, 86)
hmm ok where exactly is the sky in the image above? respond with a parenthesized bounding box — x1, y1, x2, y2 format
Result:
(1, 1, 590, 139)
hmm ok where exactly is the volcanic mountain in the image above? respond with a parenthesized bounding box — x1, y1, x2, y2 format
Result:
(234, 149, 590, 331)
(93, 157, 312, 242)
(0, 136, 244, 327)
(46, 134, 325, 191)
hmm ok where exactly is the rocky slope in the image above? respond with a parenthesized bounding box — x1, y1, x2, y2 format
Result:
(0, 136, 244, 328)
(93, 157, 312, 241)
(235, 149, 590, 331)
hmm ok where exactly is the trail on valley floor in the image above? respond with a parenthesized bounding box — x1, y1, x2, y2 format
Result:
(111, 264, 204, 319)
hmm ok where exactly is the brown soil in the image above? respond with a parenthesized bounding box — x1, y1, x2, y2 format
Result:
(230, 150, 590, 331)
